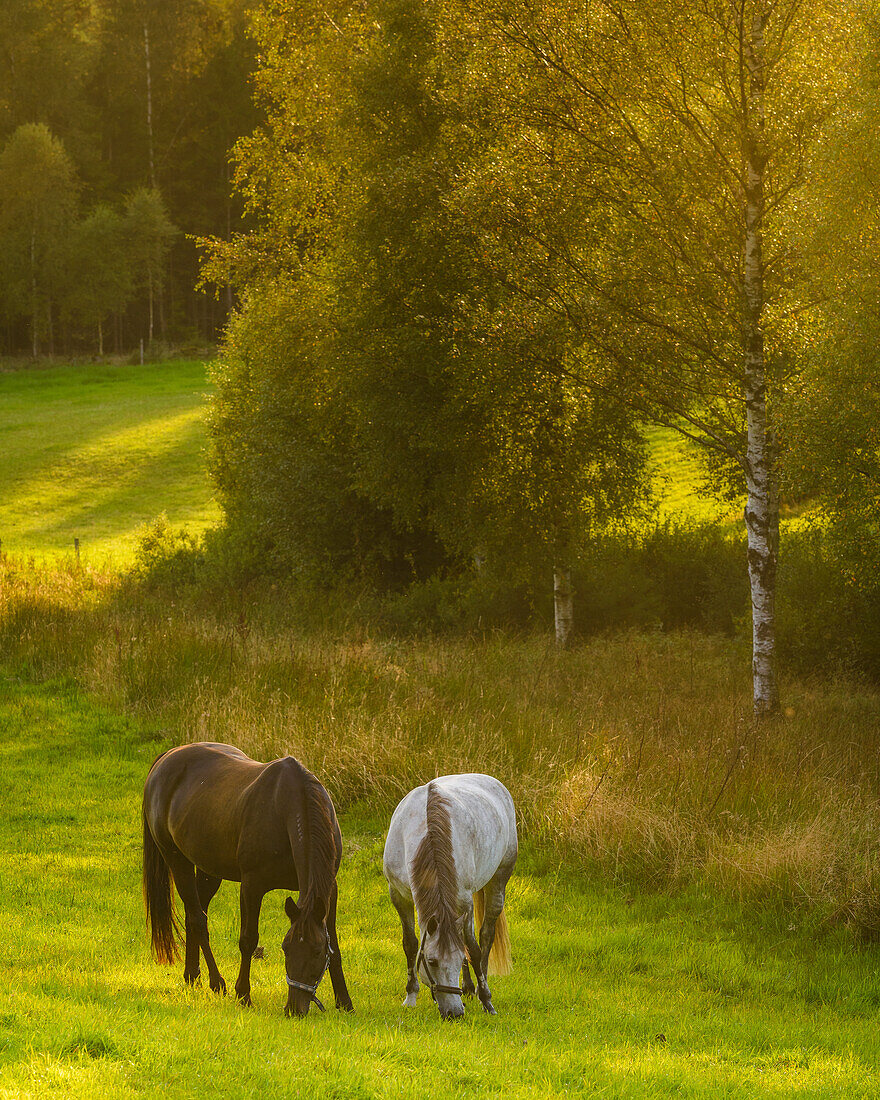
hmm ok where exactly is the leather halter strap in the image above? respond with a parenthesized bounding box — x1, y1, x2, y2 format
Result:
(414, 927, 463, 1000)
(285, 933, 332, 1012)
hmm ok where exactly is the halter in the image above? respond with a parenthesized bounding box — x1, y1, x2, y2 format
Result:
(414, 926, 464, 1001)
(285, 932, 332, 1012)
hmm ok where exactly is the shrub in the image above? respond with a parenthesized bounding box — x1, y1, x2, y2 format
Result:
(132, 516, 204, 590)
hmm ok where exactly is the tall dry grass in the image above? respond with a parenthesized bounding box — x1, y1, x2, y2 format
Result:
(3, 554, 880, 929)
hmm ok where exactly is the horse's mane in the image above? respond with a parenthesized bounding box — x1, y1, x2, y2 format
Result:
(292, 764, 338, 926)
(410, 782, 461, 950)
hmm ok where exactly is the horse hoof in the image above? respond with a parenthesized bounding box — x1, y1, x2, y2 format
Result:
(237, 993, 253, 1008)
(336, 1000, 354, 1012)
(211, 977, 227, 995)
(482, 1001, 497, 1015)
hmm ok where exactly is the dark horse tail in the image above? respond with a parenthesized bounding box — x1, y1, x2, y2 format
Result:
(142, 804, 181, 964)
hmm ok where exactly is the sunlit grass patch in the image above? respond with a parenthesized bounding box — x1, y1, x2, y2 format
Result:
(0, 359, 219, 563)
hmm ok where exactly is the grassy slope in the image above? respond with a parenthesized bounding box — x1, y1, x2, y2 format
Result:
(644, 425, 735, 524)
(0, 359, 739, 569)
(0, 360, 219, 563)
(3, 675, 880, 1099)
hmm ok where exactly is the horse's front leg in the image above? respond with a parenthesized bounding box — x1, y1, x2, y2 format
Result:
(326, 882, 354, 1011)
(389, 887, 420, 1007)
(463, 919, 491, 1012)
(235, 876, 264, 1007)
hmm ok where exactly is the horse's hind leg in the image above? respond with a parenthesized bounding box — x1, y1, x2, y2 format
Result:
(327, 882, 354, 1011)
(197, 870, 222, 913)
(196, 871, 224, 985)
(166, 852, 227, 994)
(389, 887, 420, 1007)
(470, 866, 514, 1016)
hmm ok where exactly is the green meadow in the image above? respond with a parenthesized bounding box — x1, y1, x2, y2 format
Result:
(0, 360, 219, 563)
(4, 674, 880, 1099)
(4, 358, 880, 1097)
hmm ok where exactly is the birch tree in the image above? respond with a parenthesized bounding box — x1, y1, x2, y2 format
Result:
(0, 124, 78, 355)
(124, 187, 176, 345)
(449, 0, 847, 711)
(62, 205, 134, 353)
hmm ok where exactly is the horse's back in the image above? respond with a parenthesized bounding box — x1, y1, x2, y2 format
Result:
(143, 742, 268, 879)
(383, 773, 517, 897)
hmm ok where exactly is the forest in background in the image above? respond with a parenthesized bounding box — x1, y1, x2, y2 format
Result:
(0, 0, 260, 354)
(5, 0, 880, 713)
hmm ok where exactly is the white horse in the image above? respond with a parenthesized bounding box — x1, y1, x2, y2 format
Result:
(383, 773, 517, 1019)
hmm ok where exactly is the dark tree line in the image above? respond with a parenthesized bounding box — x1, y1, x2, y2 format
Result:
(0, 0, 260, 355)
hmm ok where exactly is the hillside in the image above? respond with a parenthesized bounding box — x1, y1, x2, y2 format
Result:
(0, 359, 219, 562)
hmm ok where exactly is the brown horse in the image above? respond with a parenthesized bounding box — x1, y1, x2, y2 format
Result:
(142, 742, 353, 1016)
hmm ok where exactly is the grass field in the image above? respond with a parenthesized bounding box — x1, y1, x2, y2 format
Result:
(4, 673, 880, 1099)
(4, 358, 880, 1096)
(0, 360, 219, 563)
(643, 425, 732, 524)
(0, 359, 729, 570)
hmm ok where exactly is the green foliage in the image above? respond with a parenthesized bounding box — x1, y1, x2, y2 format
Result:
(212, 284, 451, 587)
(377, 522, 748, 637)
(777, 522, 880, 679)
(780, 10, 880, 566)
(0, 123, 79, 349)
(208, 0, 648, 590)
(0, 0, 260, 353)
(61, 204, 134, 347)
(132, 515, 203, 588)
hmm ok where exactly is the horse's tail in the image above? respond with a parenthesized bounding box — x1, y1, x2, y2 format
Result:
(142, 804, 181, 964)
(473, 888, 512, 976)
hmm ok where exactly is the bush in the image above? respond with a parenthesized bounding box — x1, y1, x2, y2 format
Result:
(576, 523, 748, 635)
(374, 521, 748, 638)
(778, 521, 880, 679)
(132, 516, 204, 590)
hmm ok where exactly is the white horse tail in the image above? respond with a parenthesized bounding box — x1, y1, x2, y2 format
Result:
(473, 888, 512, 976)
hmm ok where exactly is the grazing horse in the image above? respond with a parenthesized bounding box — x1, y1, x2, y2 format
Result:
(383, 773, 517, 1019)
(142, 742, 353, 1017)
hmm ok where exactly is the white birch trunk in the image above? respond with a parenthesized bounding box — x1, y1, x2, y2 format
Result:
(554, 565, 574, 649)
(148, 273, 154, 345)
(31, 226, 38, 358)
(144, 23, 156, 190)
(743, 5, 779, 716)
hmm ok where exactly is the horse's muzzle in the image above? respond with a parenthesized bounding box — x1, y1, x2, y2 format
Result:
(438, 998, 465, 1021)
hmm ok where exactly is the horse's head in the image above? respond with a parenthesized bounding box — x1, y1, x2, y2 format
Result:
(282, 895, 331, 1018)
(417, 912, 468, 1020)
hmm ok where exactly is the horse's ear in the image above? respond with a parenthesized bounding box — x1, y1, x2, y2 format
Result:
(425, 915, 438, 936)
(284, 896, 297, 922)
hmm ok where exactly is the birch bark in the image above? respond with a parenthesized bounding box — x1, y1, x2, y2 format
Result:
(144, 23, 156, 190)
(554, 564, 574, 648)
(742, 4, 779, 715)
